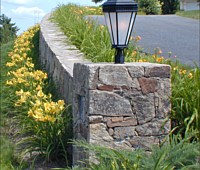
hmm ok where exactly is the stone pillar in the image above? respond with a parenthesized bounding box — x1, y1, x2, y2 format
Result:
(73, 62, 171, 165)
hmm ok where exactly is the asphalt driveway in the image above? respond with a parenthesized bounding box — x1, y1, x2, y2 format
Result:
(93, 15, 199, 66)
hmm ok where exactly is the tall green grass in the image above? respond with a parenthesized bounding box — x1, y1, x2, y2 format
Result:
(60, 134, 199, 170)
(0, 42, 26, 170)
(51, 4, 114, 62)
(0, 41, 15, 170)
(171, 64, 200, 139)
(0, 41, 17, 115)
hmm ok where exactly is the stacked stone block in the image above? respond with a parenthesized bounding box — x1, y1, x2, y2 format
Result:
(73, 63, 171, 164)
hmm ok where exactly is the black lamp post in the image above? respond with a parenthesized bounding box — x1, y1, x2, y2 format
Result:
(102, 0, 138, 64)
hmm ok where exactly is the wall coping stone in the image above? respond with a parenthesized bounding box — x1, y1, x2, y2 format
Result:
(40, 13, 91, 76)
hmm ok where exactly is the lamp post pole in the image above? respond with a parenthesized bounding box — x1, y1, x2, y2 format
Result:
(115, 48, 124, 63)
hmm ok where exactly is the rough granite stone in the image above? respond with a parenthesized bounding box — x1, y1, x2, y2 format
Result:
(113, 140, 133, 150)
(123, 88, 143, 99)
(127, 66, 144, 78)
(104, 116, 124, 123)
(89, 90, 133, 116)
(114, 126, 136, 139)
(132, 93, 155, 124)
(129, 136, 159, 150)
(88, 65, 99, 90)
(108, 128, 114, 136)
(145, 65, 170, 78)
(111, 117, 124, 123)
(97, 84, 115, 91)
(89, 116, 103, 124)
(155, 78, 171, 118)
(89, 123, 114, 147)
(73, 63, 89, 96)
(138, 77, 158, 94)
(124, 116, 137, 121)
(107, 118, 137, 128)
(135, 119, 170, 136)
(99, 65, 132, 87)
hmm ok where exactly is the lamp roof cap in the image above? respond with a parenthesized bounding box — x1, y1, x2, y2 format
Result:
(102, 0, 138, 12)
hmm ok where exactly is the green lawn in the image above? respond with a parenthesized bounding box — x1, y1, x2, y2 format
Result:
(176, 10, 200, 20)
(0, 42, 22, 170)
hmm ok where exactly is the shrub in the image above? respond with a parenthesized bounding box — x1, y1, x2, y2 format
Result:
(137, 0, 161, 15)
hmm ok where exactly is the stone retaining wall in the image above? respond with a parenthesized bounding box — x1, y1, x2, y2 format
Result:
(40, 14, 171, 166)
(39, 13, 90, 104)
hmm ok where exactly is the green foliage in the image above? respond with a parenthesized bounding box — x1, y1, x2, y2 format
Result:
(0, 42, 28, 170)
(0, 136, 15, 170)
(0, 14, 19, 44)
(171, 64, 200, 139)
(72, 134, 200, 170)
(0, 50, 16, 168)
(159, 0, 180, 14)
(137, 0, 161, 15)
(83, 6, 103, 15)
(77, 141, 143, 170)
(51, 4, 114, 62)
(0, 42, 15, 170)
(143, 134, 200, 169)
(92, 0, 180, 14)
(0, 136, 27, 170)
(0, 41, 16, 115)
(17, 108, 72, 164)
(135, 0, 179, 14)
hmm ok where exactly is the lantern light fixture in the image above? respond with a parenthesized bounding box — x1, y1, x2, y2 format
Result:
(102, 0, 138, 64)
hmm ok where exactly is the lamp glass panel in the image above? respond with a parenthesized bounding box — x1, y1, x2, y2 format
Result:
(125, 12, 136, 45)
(109, 12, 117, 45)
(104, 12, 114, 44)
(117, 12, 132, 46)
(104, 12, 117, 46)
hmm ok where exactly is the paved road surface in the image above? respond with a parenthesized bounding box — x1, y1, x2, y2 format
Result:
(93, 15, 199, 66)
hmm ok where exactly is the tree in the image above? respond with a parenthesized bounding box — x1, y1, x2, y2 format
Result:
(159, 0, 180, 14)
(92, 0, 104, 3)
(0, 14, 19, 44)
